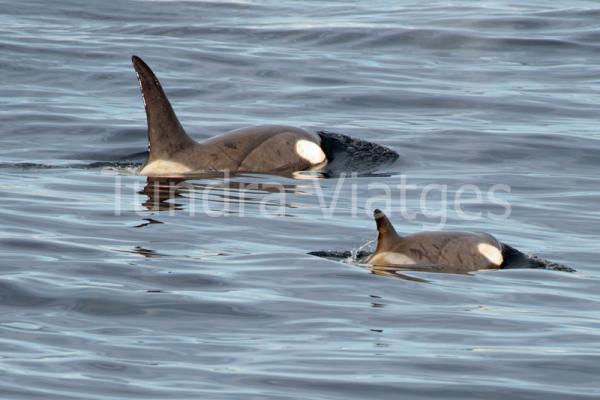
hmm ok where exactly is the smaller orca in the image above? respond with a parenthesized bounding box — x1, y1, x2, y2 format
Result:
(368, 209, 504, 273)
(308, 211, 576, 276)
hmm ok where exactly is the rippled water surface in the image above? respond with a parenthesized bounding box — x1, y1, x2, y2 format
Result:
(1, 1, 600, 399)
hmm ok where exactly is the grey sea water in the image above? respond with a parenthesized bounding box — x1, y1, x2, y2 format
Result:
(1, 0, 599, 399)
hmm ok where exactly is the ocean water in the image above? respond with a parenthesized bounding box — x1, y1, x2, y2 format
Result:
(1, 0, 600, 399)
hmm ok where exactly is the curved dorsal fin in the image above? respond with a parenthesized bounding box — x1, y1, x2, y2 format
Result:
(373, 209, 401, 252)
(131, 55, 196, 162)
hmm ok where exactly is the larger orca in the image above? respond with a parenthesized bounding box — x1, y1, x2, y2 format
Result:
(131, 56, 398, 177)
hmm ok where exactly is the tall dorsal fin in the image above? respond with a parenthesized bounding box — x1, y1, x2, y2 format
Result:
(131, 55, 196, 162)
(373, 209, 402, 252)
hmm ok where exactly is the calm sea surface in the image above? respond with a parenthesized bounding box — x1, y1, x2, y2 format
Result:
(1, 1, 600, 399)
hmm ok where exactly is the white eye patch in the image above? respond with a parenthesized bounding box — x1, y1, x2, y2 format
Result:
(295, 139, 326, 165)
(477, 243, 503, 266)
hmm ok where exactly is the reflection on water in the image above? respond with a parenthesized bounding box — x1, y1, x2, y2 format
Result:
(368, 266, 431, 283)
(123, 246, 162, 258)
(133, 218, 163, 228)
(140, 178, 186, 211)
(140, 176, 311, 214)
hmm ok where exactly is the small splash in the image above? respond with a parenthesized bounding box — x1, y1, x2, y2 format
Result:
(347, 239, 375, 264)
(308, 240, 374, 264)
(100, 164, 142, 176)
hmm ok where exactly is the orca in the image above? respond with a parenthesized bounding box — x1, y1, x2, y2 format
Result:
(131, 56, 398, 177)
